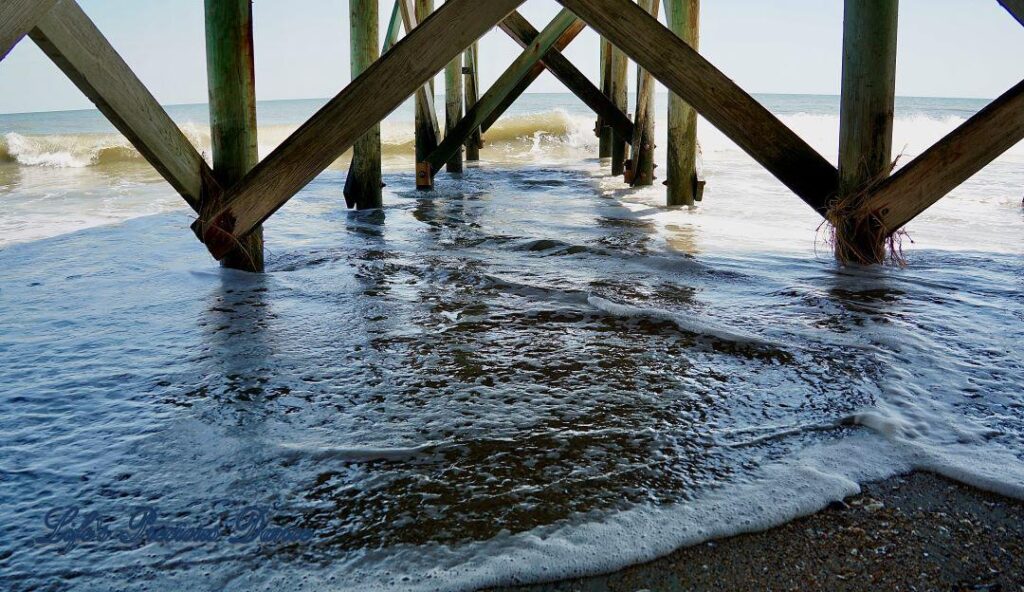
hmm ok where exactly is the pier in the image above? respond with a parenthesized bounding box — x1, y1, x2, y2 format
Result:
(3, 0, 1023, 272)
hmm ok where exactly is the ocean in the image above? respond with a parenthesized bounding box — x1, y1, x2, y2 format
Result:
(1, 92, 1022, 591)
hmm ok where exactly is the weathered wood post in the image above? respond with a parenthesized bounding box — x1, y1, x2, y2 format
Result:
(383, 0, 402, 52)
(626, 0, 660, 186)
(666, 0, 701, 205)
(345, 0, 383, 209)
(609, 43, 629, 175)
(444, 17, 464, 173)
(415, 0, 436, 181)
(598, 38, 613, 159)
(204, 0, 263, 272)
(464, 41, 482, 161)
(835, 0, 899, 264)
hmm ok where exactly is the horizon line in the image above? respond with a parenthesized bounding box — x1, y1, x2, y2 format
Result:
(0, 91, 998, 118)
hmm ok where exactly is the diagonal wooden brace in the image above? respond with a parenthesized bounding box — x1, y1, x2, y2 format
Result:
(198, 0, 528, 260)
(998, 0, 1024, 27)
(30, 0, 208, 211)
(425, 9, 585, 176)
(398, 0, 441, 147)
(486, 11, 634, 142)
(556, 0, 838, 214)
(1, 0, 59, 61)
(859, 78, 1024, 234)
(383, 0, 403, 53)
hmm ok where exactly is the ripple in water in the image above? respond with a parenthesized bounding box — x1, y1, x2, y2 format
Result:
(0, 165, 1022, 591)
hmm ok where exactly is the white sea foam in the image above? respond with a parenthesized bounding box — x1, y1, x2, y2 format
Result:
(2, 95, 1023, 591)
(587, 294, 773, 347)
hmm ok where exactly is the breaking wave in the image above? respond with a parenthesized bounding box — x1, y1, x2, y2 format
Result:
(0, 110, 598, 169)
(5, 110, 1022, 171)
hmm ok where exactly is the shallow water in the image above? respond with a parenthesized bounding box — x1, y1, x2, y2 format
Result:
(1, 94, 1023, 591)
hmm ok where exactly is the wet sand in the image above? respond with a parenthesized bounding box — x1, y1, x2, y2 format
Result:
(494, 472, 1024, 591)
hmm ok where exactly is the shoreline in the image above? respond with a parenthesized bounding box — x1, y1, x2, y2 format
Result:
(493, 472, 1024, 591)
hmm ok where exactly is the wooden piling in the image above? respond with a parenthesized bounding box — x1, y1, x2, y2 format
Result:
(557, 0, 837, 214)
(345, 0, 383, 210)
(414, 0, 436, 178)
(666, 0, 701, 206)
(425, 11, 585, 176)
(598, 38, 613, 159)
(444, 23, 464, 173)
(835, 0, 898, 264)
(626, 0, 660, 187)
(464, 42, 482, 161)
(203, 0, 263, 272)
(609, 43, 629, 175)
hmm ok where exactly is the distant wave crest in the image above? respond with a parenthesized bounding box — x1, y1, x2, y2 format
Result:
(1, 132, 147, 168)
(0, 109, 597, 169)
(6, 110, 1017, 170)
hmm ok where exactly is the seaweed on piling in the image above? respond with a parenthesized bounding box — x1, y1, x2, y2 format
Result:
(819, 153, 912, 267)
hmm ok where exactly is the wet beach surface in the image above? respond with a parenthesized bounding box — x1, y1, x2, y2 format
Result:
(1, 160, 1022, 590)
(496, 472, 1024, 592)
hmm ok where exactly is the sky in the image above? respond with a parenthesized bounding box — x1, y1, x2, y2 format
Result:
(0, 0, 1022, 114)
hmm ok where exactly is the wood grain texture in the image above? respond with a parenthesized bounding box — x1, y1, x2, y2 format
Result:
(608, 40, 628, 175)
(425, 10, 584, 175)
(200, 0, 527, 258)
(409, 0, 439, 163)
(0, 0, 58, 61)
(444, 0, 464, 174)
(557, 0, 837, 213)
(862, 78, 1024, 233)
(204, 0, 264, 271)
(665, 0, 701, 206)
(31, 0, 207, 211)
(346, 0, 384, 209)
(628, 0, 659, 187)
(998, 0, 1024, 27)
(838, 0, 898, 195)
(598, 37, 613, 159)
(463, 42, 482, 161)
(835, 0, 898, 263)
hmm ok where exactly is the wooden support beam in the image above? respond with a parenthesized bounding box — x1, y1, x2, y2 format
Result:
(204, 0, 264, 272)
(598, 38, 614, 159)
(834, 0, 899, 264)
(666, 0, 702, 206)
(30, 0, 207, 211)
(411, 0, 439, 182)
(444, 1, 464, 174)
(345, 0, 384, 210)
(999, 0, 1024, 27)
(861, 78, 1024, 234)
(480, 59, 546, 136)
(487, 11, 634, 143)
(424, 10, 585, 176)
(1, 0, 59, 61)
(556, 0, 838, 213)
(464, 42, 482, 161)
(198, 0, 528, 260)
(383, 0, 403, 53)
(626, 0, 660, 187)
(609, 41, 629, 175)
